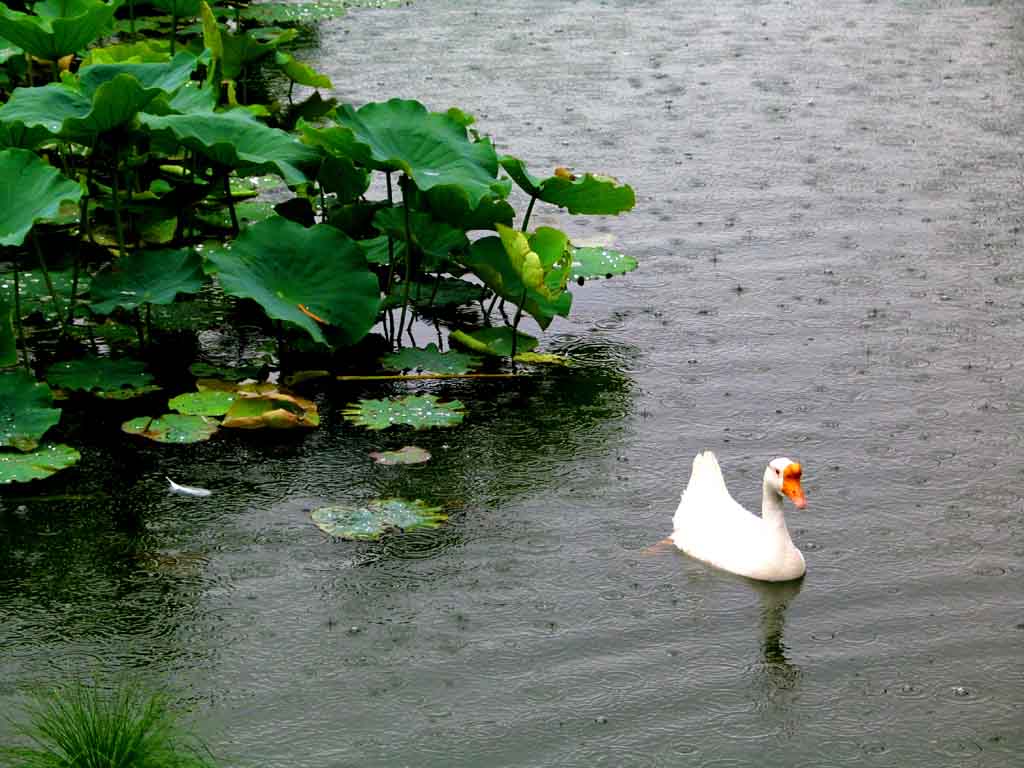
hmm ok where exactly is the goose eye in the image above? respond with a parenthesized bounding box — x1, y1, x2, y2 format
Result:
(773, 467, 780, 475)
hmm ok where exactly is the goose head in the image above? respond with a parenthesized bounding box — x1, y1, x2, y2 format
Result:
(765, 458, 807, 509)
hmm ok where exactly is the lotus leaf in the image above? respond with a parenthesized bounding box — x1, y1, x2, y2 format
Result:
(328, 99, 511, 209)
(422, 185, 515, 231)
(380, 343, 480, 375)
(514, 352, 571, 366)
(196, 378, 277, 394)
(357, 235, 404, 267)
(318, 155, 370, 203)
(458, 228, 572, 330)
(220, 26, 298, 80)
(168, 389, 236, 416)
(189, 362, 264, 381)
(140, 111, 320, 186)
(449, 327, 538, 358)
(0, 443, 80, 483)
(205, 215, 380, 346)
(90, 248, 205, 314)
(311, 498, 446, 540)
(46, 357, 154, 395)
(570, 246, 639, 281)
(369, 446, 431, 465)
(500, 156, 636, 215)
(122, 414, 219, 443)
(78, 51, 199, 95)
(0, 370, 62, 452)
(274, 51, 331, 89)
(94, 384, 162, 400)
(221, 393, 319, 429)
(372, 207, 467, 270)
(0, 0, 118, 61)
(0, 121, 55, 150)
(0, 149, 82, 247)
(82, 40, 172, 65)
(342, 394, 465, 430)
(234, 1, 400, 24)
(0, 267, 89, 323)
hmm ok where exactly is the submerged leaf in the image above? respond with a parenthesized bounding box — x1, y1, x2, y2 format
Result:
(122, 414, 219, 443)
(342, 394, 465, 430)
(369, 446, 431, 465)
(0, 443, 80, 483)
(379, 343, 480, 375)
(0, 370, 62, 452)
(311, 497, 446, 540)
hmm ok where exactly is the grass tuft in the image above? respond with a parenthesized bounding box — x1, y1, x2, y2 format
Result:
(1, 683, 218, 768)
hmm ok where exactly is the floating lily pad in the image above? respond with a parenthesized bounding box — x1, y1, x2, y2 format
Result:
(188, 362, 264, 381)
(221, 393, 319, 429)
(449, 327, 538, 358)
(0, 443, 80, 483)
(380, 343, 481, 375)
(122, 414, 219, 443)
(0, 370, 62, 452)
(570, 246, 639, 281)
(311, 497, 446, 540)
(342, 394, 465, 430)
(168, 389, 236, 416)
(513, 352, 571, 366)
(369, 446, 431, 465)
(46, 357, 154, 397)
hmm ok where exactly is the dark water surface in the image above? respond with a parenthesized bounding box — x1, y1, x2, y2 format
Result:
(2, 0, 1024, 765)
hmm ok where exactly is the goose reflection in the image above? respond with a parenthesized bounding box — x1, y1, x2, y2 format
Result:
(746, 576, 803, 698)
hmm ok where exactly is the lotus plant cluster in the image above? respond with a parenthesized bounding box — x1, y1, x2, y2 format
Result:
(0, 0, 637, 483)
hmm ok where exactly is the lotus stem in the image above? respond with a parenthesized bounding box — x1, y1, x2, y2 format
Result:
(145, 302, 152, 345)
(134, 308, 145, 349)
(31, 232, 68, 337)
(383, 172, 397, 297)
(111, 144, 127, 258)
(521, 195, 537, 232)
(12, 254, 29, 371)
(396, 175, 415, 347)
(223, 172, 239, 235)
(66, 248, 81, 331)
(510, 288, 526, 362)
(484, 293, 499, 324)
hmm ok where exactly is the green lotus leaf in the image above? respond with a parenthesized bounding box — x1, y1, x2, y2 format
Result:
(369, 446, 431, 465)
(382, 276, 488, 310)
(0, 149, 83, 247)
(500, 156, 635, 215)
(188, 362, 264, 381)
(458, 228, 572, 330)
(274, 50, 331, 88)
(82, 40, 172, 65)
(372, 206, 468, 270)
(449, 327, 538, 358)
(46, 357, 154, 394)
(122, 414, 219, 443)
(0, 443, 80, 483)
(0, 121, 56, 150)
(357, 235, 404, 267)
(318, 154, 370, 203)
(0, 0, 118, 61)
(342, 394, 465, 430)
(94, 384, 162, 400)
(220, 26, 298, 80)
(571, 246, 639, 281)
(311, 497, 446, 541)
(421, 185, 515, 231)
(330, 99, 511, 209)
(0, 370, 62, 452)
(168, 389, 236, 416)
(78, 51, 199, 95)
(235, 1, 394, 24)
(205, 215, 381, 346)
(90, 247, 205, 314)
(380, 343, 481, 374)
(140, 110, 320, 186)
(221, 393, 319, 429)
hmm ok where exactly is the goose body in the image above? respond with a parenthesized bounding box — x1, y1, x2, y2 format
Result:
(670, 451, 807, 582)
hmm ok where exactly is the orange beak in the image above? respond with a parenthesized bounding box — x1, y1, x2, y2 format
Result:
(781, 462, 807, 509)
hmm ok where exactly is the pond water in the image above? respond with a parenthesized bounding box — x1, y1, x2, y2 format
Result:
(2, 0, 1023, 765)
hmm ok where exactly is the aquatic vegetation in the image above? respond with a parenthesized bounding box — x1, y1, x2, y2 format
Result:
(0, 0, 637, 480)
(342, 394, 465, 430)
(369, 445, 431, 465)
(311, 497, 447, 540)
(0, 682, 217, 768)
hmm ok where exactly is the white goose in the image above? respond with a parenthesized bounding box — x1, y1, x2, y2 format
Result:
(670, 451, 808, 582)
